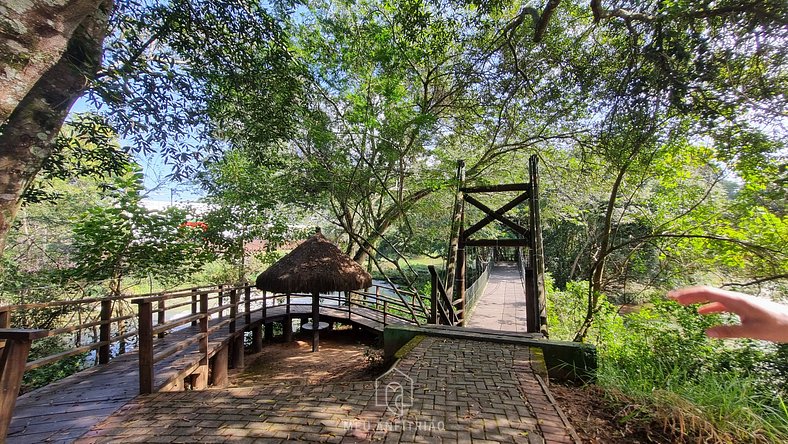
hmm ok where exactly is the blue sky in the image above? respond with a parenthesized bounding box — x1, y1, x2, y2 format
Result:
(70, 97, 205, 205)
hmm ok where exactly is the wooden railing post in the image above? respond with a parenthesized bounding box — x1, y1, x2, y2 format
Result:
(229, 289, 238, 334)
(244, 286, 251, 325)
(191, 288, 198, 326)
(0, 307, 11, 351)
(229, 289, 244, 369)
(375, 287, 380, 310)
(157, 298, 166, 339)
(137, 300, 154, 394)
(262, 291, 267, 319)
(99, 299, 112, 364)
(284, 294, 292, 342)
(217, 285, 224, 319)
(196, 292, 209, 389)
(0, 329, 47, 441)
(383, 300, 388, 326)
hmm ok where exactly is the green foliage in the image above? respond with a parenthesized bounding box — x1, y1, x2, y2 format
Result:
(71, 166, 210, 294)
(23, 113, 131, 203)
(547, 283, 788, 441)
(95, 0, 305, 179)
(197, 148, 295, 283)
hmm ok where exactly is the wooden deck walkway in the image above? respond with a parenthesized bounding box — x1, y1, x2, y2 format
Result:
(465, 261, 529, 332)
(7, 304, 406, 444)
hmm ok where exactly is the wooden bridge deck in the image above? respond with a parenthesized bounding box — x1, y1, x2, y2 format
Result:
(7, 304, 407, 444)
(465, 261, 529, 332)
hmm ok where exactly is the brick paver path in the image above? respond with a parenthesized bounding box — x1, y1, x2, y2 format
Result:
(76, 337, 577, 443)
(466, 262, 528, 332)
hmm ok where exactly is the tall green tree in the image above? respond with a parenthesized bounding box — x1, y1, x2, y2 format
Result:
(197, 148, 294, 283)
(71, 167, 210, 297)
(1, 0, 304, 256)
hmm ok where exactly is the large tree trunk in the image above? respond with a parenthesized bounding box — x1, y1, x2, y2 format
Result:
(0, 0, 113, 255)
(0, 1, 107, 124)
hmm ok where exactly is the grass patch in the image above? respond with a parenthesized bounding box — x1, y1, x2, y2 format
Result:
(547, 279, 788, 443)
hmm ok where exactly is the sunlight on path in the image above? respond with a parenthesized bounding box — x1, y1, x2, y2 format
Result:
(465, 262, 528, 332)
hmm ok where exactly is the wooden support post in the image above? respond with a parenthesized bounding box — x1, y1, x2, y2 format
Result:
(530, 155, 548, 335)
(445, 160, 465, 298)
(383, 300, 388, 326)
(252, 326, 263, 353)
(229, 289, 243, 369)
(283, 318, 292, 342)
(262, 291, 267, 320)
(191, 288, 198, 327)
(311, 292, 319, 353)
(264, 323, 273, 342)
(244, 286, 252, 325)
(232, 334, 244, 369)
(211, 344, 229, 388)
(456, 234, 466, 326)
(0, 329, 48, 442)
(374, 287, 380, 310)
(157, 298, 166, 339)
(195, 292, 209, 390)
(118, 315, 126, 355)
(137, 301, 154, 394)
(229, 289, 238, 334)
(99, 299, 112, 364)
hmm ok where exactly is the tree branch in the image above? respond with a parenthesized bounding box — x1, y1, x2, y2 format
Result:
(722, 274, 788, 288)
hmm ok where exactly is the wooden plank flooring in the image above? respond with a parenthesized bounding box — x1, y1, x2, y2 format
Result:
(7, 303, 408, 444)
(465, 262, 529, 332)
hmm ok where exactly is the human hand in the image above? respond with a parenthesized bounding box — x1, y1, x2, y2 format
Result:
(668, 286, 788, 343)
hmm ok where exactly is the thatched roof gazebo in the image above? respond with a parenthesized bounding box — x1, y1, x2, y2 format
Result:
(255, 229, 372, 352)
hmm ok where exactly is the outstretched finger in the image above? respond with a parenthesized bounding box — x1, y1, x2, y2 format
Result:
(706, 324, 753, 339)
(697, 302, 730, 315)
(669, 286, 749, 311)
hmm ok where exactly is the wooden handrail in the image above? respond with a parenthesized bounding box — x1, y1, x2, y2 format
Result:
(2, 280, 429, 398)
(0, 329, 48, 441)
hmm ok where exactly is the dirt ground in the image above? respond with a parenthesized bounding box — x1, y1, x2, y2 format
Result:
(551, 383, 675, 443)
(230, 327, 384, 387)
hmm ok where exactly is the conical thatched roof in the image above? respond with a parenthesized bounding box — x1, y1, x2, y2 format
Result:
(255, 232, 372, 293)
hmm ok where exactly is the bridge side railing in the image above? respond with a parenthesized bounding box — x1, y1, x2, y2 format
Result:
(132, 284, 260, 393)
(464, 258, 492, 317)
